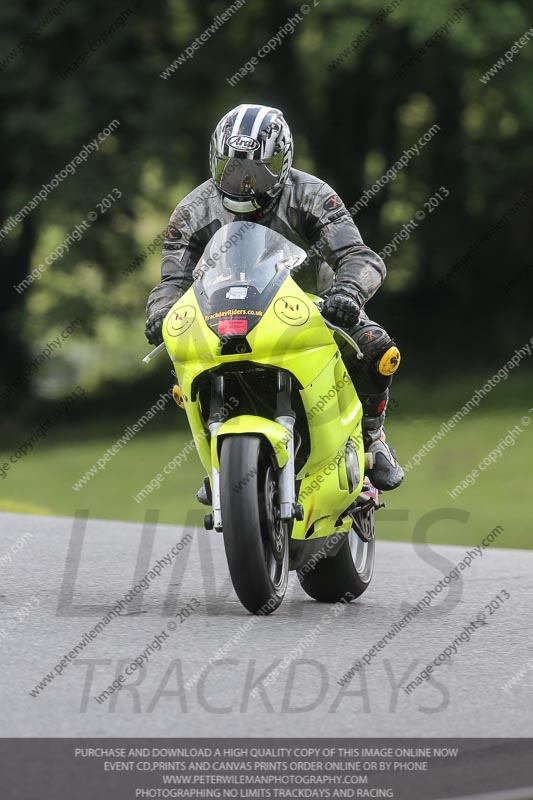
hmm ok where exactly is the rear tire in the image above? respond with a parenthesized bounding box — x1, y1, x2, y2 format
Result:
(297, 509, 375, 603)
(220, 435, 289, 615)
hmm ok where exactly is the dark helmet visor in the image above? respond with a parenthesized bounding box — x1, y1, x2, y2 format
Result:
(213, 154, 283, 198)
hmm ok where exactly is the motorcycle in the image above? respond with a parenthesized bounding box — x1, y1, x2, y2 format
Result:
(145, 221, 381, 615)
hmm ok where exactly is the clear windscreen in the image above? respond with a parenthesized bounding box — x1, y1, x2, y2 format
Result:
(195, 222, 306, 298)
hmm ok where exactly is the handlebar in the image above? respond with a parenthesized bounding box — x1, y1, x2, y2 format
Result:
(142, 304, 365, 364)
(142, 342, 166, 364)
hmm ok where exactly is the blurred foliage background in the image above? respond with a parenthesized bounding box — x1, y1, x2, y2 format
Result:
(0, 0, 531, 542)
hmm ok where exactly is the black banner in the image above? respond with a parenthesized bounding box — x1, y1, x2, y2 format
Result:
(1, 738, 532, 799)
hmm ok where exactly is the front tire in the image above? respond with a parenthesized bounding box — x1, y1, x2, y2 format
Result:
(297, 509, 375, 603)
(220, 435, 289, 615)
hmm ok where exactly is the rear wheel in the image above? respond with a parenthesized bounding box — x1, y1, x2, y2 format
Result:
(297, 508, 375, 603)
(220, 435, 289, 614)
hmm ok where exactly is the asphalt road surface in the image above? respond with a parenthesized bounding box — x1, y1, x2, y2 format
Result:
(1, 512, 532, 740)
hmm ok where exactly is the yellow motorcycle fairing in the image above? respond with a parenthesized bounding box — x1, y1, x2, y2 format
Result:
(163, 276, 364, 542)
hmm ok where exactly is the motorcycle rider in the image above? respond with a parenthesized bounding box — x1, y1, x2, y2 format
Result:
(145, 104, 403, 491)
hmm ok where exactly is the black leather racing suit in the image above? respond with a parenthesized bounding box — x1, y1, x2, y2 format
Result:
(147, 168, 398, 426)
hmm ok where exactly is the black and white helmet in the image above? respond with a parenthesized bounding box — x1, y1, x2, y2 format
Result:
(210, 104, 293, 214)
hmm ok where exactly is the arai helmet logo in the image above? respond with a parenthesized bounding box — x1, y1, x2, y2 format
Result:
(228, 135, 260, 152)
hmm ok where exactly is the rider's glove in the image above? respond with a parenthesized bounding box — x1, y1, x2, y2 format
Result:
(145, 306, 173, 345)
(322, 287, 364, 329)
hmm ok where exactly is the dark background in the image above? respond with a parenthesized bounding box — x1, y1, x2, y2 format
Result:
(0, 0, 531, 534)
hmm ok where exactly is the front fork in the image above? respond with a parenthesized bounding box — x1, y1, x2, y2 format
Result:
(208, 375, 225, 531)
(208, 371, 301, 532)
(274, 372, 300, 522)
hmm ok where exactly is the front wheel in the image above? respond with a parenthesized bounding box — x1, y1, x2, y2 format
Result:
(297, 510, 375, 603)
(220, 435, 289, 615)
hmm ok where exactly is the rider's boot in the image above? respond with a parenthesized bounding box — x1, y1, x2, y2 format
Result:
(362, 412, 404, 491)
(338, 317, 403, 490)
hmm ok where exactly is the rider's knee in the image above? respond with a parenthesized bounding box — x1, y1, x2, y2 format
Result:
(351, 323, 401, 381)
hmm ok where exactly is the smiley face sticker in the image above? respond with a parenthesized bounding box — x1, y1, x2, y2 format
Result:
(274, 296, 310, 326)
(165, 305, 196, 337)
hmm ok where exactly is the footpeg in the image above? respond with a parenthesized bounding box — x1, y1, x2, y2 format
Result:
(196, 476, 212, 506)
